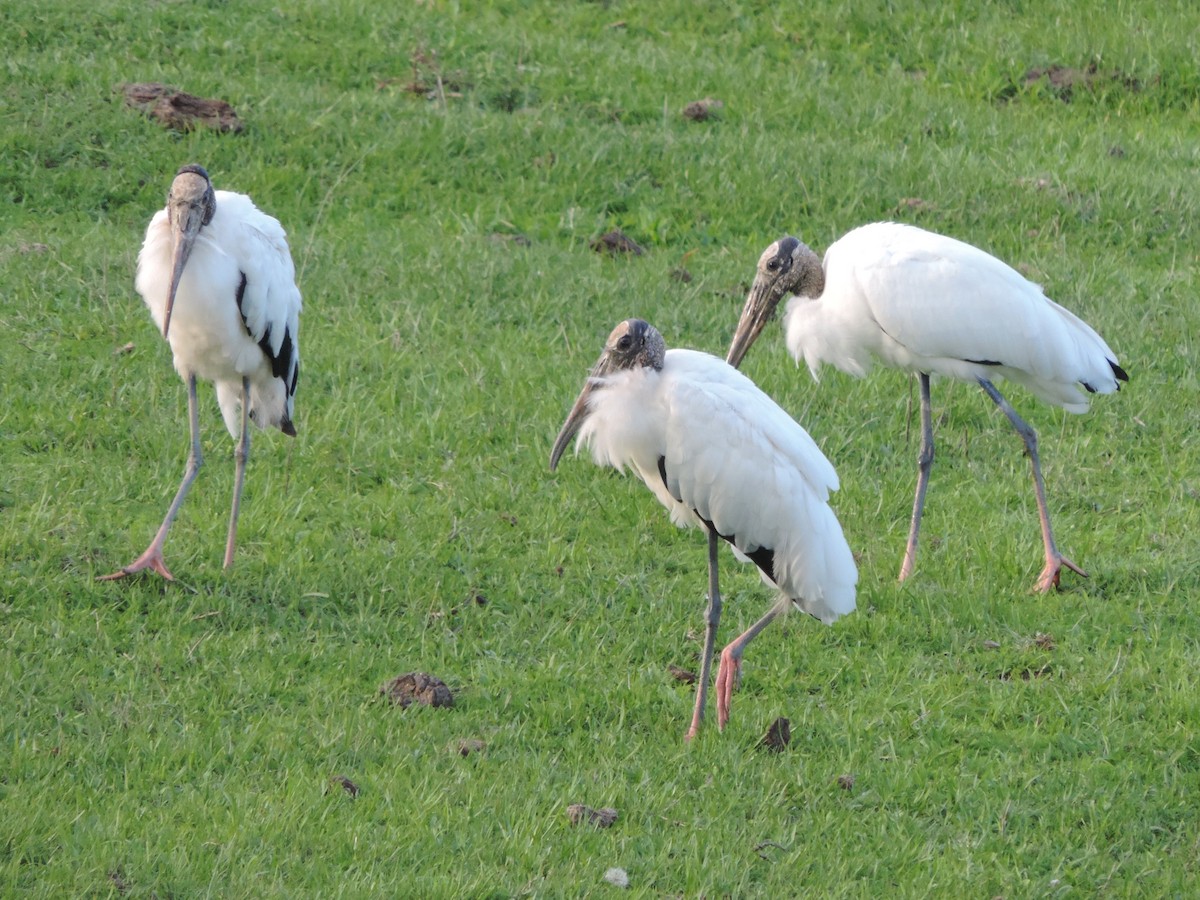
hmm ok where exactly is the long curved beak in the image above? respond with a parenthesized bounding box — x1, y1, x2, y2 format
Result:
(550, 352, 618, 471)
(726, 276, 779, 369)
(549, 380, 597, 471)
(163, 203, 204, 339)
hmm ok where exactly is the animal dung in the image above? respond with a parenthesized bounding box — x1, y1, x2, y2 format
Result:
(121, 83, 244, 133)
(566, 804, 618, 828)
(757, 716, 791, 752)
(380, 672, 455, 709)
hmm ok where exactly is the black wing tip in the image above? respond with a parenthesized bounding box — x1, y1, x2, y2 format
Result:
(280, 416, 297, 437)
(1111, 360, 1130, 384)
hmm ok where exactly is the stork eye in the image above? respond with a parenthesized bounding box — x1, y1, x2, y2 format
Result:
(616, 335, 633, 351)
(766, 259, 780, 272)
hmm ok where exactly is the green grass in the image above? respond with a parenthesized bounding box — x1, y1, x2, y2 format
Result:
(3, 0, 1200, 894)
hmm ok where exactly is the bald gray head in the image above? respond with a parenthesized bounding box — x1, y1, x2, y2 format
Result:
(549, 318, 667, 470)
(726, 235, 824, 368)
(162, 164, 217, 339)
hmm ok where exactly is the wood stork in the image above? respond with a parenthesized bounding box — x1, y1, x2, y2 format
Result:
(550, 319, 857, 739)
(726, 223, 1128, 592)
(100, 164, 301, 581)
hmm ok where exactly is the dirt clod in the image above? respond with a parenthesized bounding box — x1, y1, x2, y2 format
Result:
(330, 774, 359, 797)
(837, 773, 856, 791)
(567, 804, 618, 827)
(1033, 632, 1056, 650)
(453, 738, 486, 757)
(121, 83, 243, 133)
(682, 97, 724, 121)
(590, 229, 644, 257)
(757, 716, 791, 752)
(668, 664, 697, 684)
(380, 672, 455, 708)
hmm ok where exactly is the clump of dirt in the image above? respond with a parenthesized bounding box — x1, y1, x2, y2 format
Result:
(452, 738, 486, 757)
(330, 774, 359, 797)
(121, 83, 243, 133)
(1021, 63, 1143, 102)
(682, 97, 724, 121)
(1033, 632, 1056, 650)
(380, 672, 455, 708)
(837, 773, 856, 791)
(669, 267, 693, 284)
(667, 664, 697, 684)
(757, 716, 791, 752)
(590, 229, 645, 256)
(566, 804, 618, 827)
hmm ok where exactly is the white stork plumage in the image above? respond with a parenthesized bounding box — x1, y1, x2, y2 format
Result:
(726, 222, 1128, 592)
(101, 164, 301, 581)
(550, 319, 857, 738)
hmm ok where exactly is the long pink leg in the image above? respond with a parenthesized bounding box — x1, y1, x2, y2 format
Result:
(714, 601, 786, 731)
(99, 374, 203, 582)
(899, 372, 935, 582)
(685, 529, 722, 741)
(223, 377, 250, 570)
(977, 378, 1087, 592)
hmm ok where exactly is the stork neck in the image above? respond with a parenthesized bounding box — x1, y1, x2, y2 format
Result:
(795, 245, 826, 299)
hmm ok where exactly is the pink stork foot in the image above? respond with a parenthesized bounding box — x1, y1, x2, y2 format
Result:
(98, 546, 176, 582)
(714, 647, 743, 731)
(1034, 553, 1087, 593)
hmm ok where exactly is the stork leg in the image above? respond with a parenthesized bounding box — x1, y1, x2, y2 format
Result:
(899, 373, 935, 582)
(223, 377, 251, 571)
(977, 378, 1087, 592)
(714, 600, 787, 732)
(99, 374, 203, 582)
(685, 529, 723, 741)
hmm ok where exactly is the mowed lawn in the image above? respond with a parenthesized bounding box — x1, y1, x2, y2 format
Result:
(3, 0, 1200, 895)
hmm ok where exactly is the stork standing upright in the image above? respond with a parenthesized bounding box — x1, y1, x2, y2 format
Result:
(550, 319, 857, 739)
(101, 164, 301, 581)
(726, 223, 1127, 592)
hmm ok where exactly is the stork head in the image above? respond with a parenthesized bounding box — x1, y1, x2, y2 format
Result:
(550, 319, 666, 471)
(726, 235, 821, 368)
(163, 164, 216, 339)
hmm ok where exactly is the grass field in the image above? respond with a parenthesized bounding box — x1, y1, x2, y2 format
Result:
(3, 0, 1200, 895)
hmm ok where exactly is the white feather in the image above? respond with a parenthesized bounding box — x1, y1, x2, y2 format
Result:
(784, 221, 1122, 412)
(576, 348, 857, 624)
(136, 190, 301, 436)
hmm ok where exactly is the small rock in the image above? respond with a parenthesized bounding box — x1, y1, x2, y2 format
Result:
(603, 867, 630, 888)
(837, 773, 855, 791)
(983, 639, 1001, 649)
(380, 672, 455, 708)
(330, 774, 359, 797)
(757, 717, 791, 752)
(567, 804, 618, 827)
(114, 342, 136, 355)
